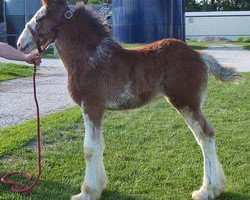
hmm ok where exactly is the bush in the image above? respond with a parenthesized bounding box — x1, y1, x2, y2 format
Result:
(236, 36, 250, 43)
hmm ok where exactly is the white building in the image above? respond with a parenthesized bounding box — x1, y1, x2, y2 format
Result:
(185, 11, 250, 40)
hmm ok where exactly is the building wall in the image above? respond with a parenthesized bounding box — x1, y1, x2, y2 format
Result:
(5, 0, 42, 46)
(0, 22, 7, 42)
(186, 11, 250, 40)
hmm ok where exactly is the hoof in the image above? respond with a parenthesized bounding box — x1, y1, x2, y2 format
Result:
(192, 187, 215, 200)
(71, 192, 101, 200)
(71, 193, 90, 200)
(192, 184, 225, 200)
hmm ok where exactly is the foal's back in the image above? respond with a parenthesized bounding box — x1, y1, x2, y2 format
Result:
(108, 38, 207, 110)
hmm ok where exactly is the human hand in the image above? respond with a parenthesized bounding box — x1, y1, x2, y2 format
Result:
(24, 53, 42, 66)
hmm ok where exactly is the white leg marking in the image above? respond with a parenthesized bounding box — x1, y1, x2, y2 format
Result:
(83, 114, 107, 196)
(71, 102, 107, 200)
(181, 109, 226, 200)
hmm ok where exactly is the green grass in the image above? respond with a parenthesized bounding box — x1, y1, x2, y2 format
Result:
(0, 73, 249, 200)
(244, 44, 250, 50)
(187, 39, 250, 51)
(122, 43, 144, 49)
(0, 63, 33, 81)
(187, 41, 209, 50)
(233, 42, 250, 50)
(43, 48, 55, 59)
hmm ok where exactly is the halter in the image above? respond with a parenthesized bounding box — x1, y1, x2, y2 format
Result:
(27, 9, 74, 53)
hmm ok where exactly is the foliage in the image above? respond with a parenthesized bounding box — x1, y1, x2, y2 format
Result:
(186, 0, 202, 11)
(66, 0, 250, 11)
(236, 36, 250, 43)
(220, 0, 250, 10)
(0, 73, 249, 199)
(233, 41, 250, 50)
(186, 0, 250, 11)
(198, 0, 218, 11)
(0, 63, 33, 81)
(244, 44, 250, 50)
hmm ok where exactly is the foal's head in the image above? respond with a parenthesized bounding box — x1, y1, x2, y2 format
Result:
(17, 0, 69, 53)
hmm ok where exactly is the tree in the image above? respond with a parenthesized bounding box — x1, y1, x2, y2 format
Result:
(220, 0, 250, 11)
(67, 0, 250, 10)
(190, 0, 250, 11)
(199, 0, 217, 11)
(186, 0, 202, 11)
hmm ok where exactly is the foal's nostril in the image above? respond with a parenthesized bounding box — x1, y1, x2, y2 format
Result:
(17, 42, 26, 52)
(17, 42, 23, 51)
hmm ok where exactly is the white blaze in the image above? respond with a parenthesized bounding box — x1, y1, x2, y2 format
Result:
(17, 6, 46, 53)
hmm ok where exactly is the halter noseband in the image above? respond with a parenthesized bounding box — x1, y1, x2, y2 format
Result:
(27, 8, 74, 53)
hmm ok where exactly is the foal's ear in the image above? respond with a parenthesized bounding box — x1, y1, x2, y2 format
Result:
(41, 0, 48, 6)
(42, 0, 66, 7)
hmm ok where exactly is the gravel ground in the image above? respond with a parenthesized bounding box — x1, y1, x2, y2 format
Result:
(0, 58, 75, 128)
(0, 44, 249, 128)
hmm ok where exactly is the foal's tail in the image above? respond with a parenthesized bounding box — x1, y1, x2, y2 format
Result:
(200, 52, 243, 83)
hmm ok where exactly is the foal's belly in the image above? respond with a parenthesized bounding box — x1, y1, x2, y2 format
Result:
(106, 90, 159, 110)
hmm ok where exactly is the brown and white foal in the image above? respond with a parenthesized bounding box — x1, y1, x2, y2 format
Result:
(17, 0, 242, 199)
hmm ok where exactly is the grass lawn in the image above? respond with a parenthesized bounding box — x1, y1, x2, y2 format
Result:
(122, 41, 250, 51)
(244, 44, 250, 50)
(186, 41, 209, 50)
(0, 63, 33, 81)
(0, 72, 249, 200)
(233, 42, 250, 50)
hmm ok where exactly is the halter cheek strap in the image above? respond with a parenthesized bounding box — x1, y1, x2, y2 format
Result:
(27, 24, 43, 53)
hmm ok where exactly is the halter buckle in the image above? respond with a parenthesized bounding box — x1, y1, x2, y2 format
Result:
(64, 10, 73, 20)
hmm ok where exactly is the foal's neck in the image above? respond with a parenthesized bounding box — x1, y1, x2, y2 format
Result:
(55, 5, 115, 70)
(55, 29, 103, 69)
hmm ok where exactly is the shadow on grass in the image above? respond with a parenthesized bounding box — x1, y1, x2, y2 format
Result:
(217, 192, 250, 200)
(0, 178, 149, 200)
(101, 189, 149, 200)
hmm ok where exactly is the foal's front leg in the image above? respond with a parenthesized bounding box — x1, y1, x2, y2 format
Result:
(72, 103, 107, 200)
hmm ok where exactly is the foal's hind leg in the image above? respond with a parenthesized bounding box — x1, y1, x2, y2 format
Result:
(72, 102, 107, 200)
(180, 108, 226, 200)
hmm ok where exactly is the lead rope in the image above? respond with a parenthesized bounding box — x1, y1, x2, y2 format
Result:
(0, 63, 42, 196)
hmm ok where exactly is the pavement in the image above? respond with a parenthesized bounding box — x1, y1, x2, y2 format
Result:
(0, 58, 75, 128)
(201, 44, 250, 72)
(0, 44, 250, 128)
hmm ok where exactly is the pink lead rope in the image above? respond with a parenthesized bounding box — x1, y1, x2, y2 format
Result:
(0, 7, 74, 196)
(0, 63, 42, 196)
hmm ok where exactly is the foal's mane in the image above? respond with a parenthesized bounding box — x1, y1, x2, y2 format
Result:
(64, 3, 121, 67)
(73, 3, 110, 38)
